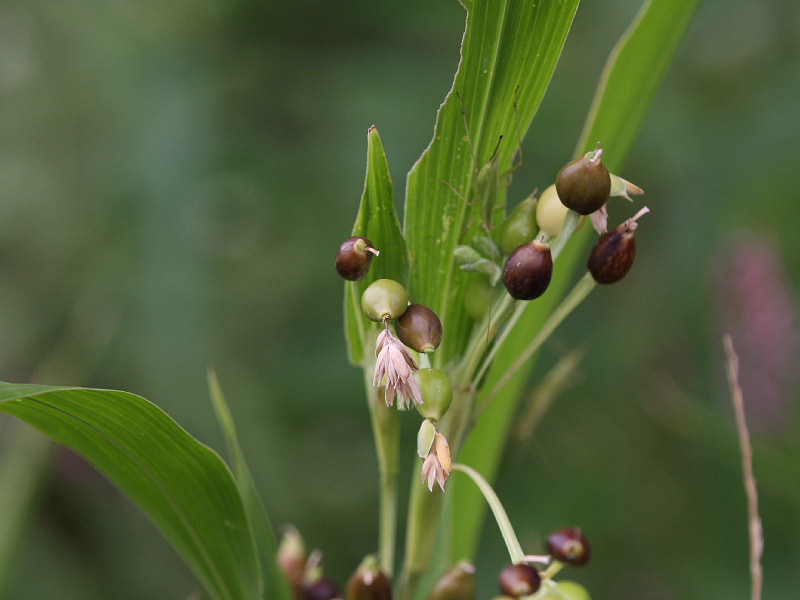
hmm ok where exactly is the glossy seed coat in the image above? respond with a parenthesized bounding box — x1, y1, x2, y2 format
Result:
(555, 147, 611, 215)
(498, 564, 541, 598)
(587, 207, 649, 284)
(503, 240, 553, 300)
(395, 304, 442, 353)
(335, 236, 378, 281)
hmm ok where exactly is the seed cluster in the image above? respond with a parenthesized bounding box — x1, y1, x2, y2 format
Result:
(329, 141, 644, 600)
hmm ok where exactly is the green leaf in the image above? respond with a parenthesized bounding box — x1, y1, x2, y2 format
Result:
(0, 382, 261, 600)
(576, 0, 703, 161)
(404, 0, 580, 366)
(207, 370, 292, 600)
(344, 126, 408, 365)
(450, 0, 702, 561)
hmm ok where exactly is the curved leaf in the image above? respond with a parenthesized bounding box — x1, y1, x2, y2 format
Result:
(344, 126, 408, 365)
(0, 382, 261, 600)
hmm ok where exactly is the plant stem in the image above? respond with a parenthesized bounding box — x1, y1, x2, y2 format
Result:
(481, 271, 597, 411)
(395, 480, 443, 600)
(364, 362, 400, 575)
(450, 463, 525, 564)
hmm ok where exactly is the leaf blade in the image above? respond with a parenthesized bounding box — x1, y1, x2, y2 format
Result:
(0, 382, 261, 600)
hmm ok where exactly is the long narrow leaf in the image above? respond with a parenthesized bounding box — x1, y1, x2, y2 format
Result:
(207, 370, 292, 600)
(450, 0, 702, 561)
(404, 0, 580, 365)
(0, 382, 261, 600)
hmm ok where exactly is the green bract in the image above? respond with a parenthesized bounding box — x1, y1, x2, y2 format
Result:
(361, 278, 409, 322)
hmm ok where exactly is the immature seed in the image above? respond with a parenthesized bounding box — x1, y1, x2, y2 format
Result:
(396, 304, 443, 353)
(361, 279, 409, 322)
(415, 368, 453, 421)
(587, 207, 649, 284)
(498, 193, 538, 256)
(503, 240, 553, 300)
(555, 144, 611, 215)
(498, 564, 541, 598)
(335, 236, 379, 281)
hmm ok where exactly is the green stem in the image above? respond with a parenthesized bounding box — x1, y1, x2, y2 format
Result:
(396, 384, 477, 600)
(395, 480, 443, 600)
(451, 463, 525, 564)
(481, 271, 597, 412)
(364, 359, 400, 575)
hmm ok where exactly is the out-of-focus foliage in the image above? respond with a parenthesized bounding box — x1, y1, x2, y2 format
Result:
(0, 1, 798, 599)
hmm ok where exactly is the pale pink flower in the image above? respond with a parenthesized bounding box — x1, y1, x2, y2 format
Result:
(373, 327, 422, 409)
(421, 431, 452, 492)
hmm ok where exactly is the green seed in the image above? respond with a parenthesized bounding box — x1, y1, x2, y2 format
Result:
(361, 279, 409, 322)
(415, 368, 453, 421)
(498, 193, 538, 256)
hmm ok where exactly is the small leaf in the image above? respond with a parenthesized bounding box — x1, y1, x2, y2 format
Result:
(0, 382, 261, 600)
(453, 245, 483, 265)
(471, 236, 501, 260)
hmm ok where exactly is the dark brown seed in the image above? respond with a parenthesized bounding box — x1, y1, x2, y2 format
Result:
(336, 236, 378, 281)
(346, 566, 392, 600)
(555, 147, 611, 215)
(547, 527, 591, 567)
(396, 304, 443, 353)
(503, 240, 553, 300)
(587, 208, 649, 284)
(498, 564, 541, 598)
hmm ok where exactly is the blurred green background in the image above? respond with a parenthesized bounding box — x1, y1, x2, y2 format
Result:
(1, 1, 798, 598)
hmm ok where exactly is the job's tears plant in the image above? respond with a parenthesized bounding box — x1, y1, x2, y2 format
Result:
(334, 126, 647, 600)
(0, 2, 701, 600)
